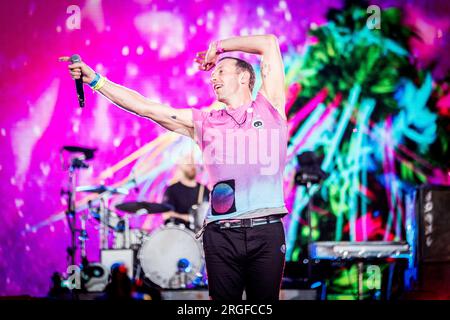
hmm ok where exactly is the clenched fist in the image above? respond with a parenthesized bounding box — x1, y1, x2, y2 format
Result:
(195, 41, 220, 71)
(59, 56, 96, 84)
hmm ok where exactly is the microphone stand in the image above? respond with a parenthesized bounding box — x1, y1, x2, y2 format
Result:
(62, 157, 89, 275)
(60, 146, 96, 298)
(296, 172, 321, 281)
(294, 151, 328, 284)
(306, 180, 313, 281)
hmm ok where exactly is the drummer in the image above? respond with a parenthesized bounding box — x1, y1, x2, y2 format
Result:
(162, 154, 209, 230)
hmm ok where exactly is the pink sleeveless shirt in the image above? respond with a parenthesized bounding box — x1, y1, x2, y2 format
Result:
(192, 93, 288, 222)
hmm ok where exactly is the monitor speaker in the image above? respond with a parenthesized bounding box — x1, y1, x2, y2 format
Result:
(415, 185, 450, 263)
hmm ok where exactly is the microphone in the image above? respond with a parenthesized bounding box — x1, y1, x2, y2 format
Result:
(70, 54, 85, 108)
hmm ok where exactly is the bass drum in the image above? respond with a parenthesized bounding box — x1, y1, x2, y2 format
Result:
(138, 224, 204, 289)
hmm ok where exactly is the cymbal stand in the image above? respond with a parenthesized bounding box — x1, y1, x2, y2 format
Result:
(124, 213, 130, 249)
(64, 156, 89, 267)
(98, 194, 110, 250)
(79, 209, 88, 263)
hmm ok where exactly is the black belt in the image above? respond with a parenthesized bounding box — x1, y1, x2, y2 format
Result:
(215, 215, 282, 229)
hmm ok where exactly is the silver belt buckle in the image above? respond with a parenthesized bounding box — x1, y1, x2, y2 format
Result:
(242, 219, 253, 228)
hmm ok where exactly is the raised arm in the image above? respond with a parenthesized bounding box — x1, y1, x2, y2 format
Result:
(59, 57, 194, 137)
(196, 35, 286, 119)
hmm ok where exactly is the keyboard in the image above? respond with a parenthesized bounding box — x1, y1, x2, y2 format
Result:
(309, 241, 411, 260)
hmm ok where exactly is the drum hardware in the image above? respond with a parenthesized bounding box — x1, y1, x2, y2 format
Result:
(77, 186, 129, 250)
(88, 205, 125, 232)
(60, 146, 97, 270)
(111, 217, 146, 250)
(168, 258, 192, 289)
(59, 147, 207, 291)
(168, 257, 207, 289)
(124, 213, 130, 249)
(114, 201, 171, 250)
(79, 210, 89, 260)
(113, 227, 148, 250)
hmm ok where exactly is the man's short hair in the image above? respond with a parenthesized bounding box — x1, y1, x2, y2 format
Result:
(218, 57, 256, 93)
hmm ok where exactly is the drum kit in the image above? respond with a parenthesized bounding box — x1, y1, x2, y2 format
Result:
(60, 146, 207, 290)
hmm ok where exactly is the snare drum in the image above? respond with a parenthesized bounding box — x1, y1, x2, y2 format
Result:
(138, 224, 204, 289)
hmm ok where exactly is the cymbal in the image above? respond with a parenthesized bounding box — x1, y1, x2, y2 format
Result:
(76, 185, 129, 195)
(115, 201, 172, 214)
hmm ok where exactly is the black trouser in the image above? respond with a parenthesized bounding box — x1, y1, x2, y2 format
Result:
(202, 220, 286, 301)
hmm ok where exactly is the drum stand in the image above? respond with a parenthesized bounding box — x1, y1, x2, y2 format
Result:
(80, 209, 88, 262)
(99, 196, 108, 250)
(169, 260, 190, 289)
(110, 213, 131, 250)
(125, 214, 132, 249)
(63, 156, 89, 268)
(97, 193, 118, 250)
(61, 146, 96, 271)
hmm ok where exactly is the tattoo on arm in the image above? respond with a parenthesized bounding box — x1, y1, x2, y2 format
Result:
(262, 63, 270, 79)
